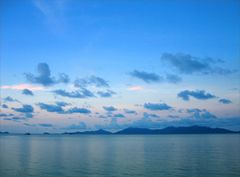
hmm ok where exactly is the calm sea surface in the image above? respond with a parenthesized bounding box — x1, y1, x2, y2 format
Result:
(0, 134, 240, 177)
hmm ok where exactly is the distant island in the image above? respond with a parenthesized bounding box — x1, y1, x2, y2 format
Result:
(62, 125, 239, 135)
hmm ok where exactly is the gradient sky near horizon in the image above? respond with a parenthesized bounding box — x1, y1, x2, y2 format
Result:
(0, 0, 240, 133)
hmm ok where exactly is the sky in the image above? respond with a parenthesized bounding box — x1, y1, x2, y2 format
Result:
(0, 0, 240, 133)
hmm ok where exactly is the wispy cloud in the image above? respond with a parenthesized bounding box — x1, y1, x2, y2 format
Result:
(127, 86, 144, 91)
(0, 84, 44, 91)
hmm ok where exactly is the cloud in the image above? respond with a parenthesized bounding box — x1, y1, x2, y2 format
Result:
(97, 90, 116, 98)
(22, 89, 34, 96)
(178, 90, 216, 101)
(113, 114, 125, 118)
(130, 70, 182, 84)
(64, 122, 87, 130)
(0, 84, 44, 91)
(4, 116, 30, 122)
(25, 63, 69, 86)
(12, 104, 34, 113)
(66, 107, 91, 114)
(161, 53, 236, 75)
(165, 74, 182, 84)
(143, 112, 160, 118)
(74, 76, 109, 88)
(53, 88, 95, 98)
(127, 86, 144, 91)
(55, 101, 70, 107)
(37, 102, 91, 114)
(130, 70, 163, 83)
(3, 96, 20, 103)
(144, 103, 172, 111)
(37, 103, 64, 113)
(103, 106, 117, 112)
(38, 123, 53, 127)
(124, 109, 137, 114)
(1, 104, 8, 108)
(219, 98, 232, 104)
(187, 109, 217, 119)
(0, 113, 14, 117)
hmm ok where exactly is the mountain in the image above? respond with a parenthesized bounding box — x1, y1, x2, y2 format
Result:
(62, 129, 112, 135)
(62, 126, 238, 135)
(116, 125, 237, 134)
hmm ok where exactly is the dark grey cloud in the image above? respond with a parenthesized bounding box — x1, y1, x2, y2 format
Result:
(25, 63, 70, 86)
(103, 106, 117, 112)
(66, 107, 91, 114)
(124, 109, 137, 114)
(1, 104, 8, 108)
(130, 70, 163, 83)
(161, 53, 236, 75)
(187, 108, 217, 119)
(74, 76, 109, 88)
(178, 90, 216, 101)
(144, 103, 172, 111)
(37, 103, 64, 113)
(3, 96, 19, 103)
(97, 90, 116, 98)
(53, 88, 95, 98)
(12, 104, 34, 113)
(219, 98, 232, 104)
(22, 89, 34, 96)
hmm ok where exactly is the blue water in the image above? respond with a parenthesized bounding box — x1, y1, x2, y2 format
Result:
(0, 134, 240, 177)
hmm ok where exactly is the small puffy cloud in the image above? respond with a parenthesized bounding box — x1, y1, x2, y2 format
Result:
(1, 104, 8, 108)
(178, 90, 216, 101)
(3, 96, 19, 103)
(124, 109, 137, 114)
(187, 108, 217, 119)
(37, 102, 91, 114)
(130, 70, 163, 83)
(219, 98, 232, 104)
(144, 102, 172, 111)
(12, 104, 34, 113)
(25, 63, 69, 86)
(55, 101, 70, 107)
(66, 107, 91, 114)
(97, 90, 116, 98)
(161, 53, 236, 75)
(53, 88, 95, 98)
(22, 89, 34, 96)
(38, 123, 53, 127)
(58, 73, 70, 84)
(143, 112, 160, 118)
(74, 75, 109, 88)
(103, 106, 117, 112)
(37, 103, 64, 113)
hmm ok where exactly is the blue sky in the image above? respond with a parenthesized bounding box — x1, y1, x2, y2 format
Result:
(1, 0, 240, 133)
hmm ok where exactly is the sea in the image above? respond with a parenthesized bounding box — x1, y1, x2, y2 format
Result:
(0, 134, 239, 177)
